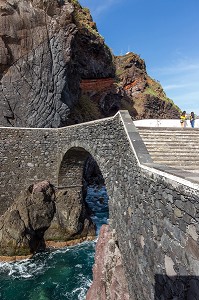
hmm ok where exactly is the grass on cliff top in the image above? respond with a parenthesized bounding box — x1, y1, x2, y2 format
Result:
(144, 77, 180, 112)
(70, 0, 104, 40)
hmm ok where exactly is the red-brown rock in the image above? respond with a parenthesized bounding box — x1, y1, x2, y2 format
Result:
(86, 224, 130, 300)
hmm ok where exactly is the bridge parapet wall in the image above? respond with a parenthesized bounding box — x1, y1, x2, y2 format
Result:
(112, 111, 199, 299)
(0, 128, 59, 211)
(0, 116, 122, 213)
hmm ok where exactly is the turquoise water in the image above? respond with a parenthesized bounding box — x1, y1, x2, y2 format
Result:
(0, 186, 109, 300)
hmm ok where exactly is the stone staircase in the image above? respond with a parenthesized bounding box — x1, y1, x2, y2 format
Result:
(137, 127, 199, 173)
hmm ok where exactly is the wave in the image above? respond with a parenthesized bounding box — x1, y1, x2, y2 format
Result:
(0, 185, 108, 299)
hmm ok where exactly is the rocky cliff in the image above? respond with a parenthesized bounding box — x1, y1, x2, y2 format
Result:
(86, 225, 130, 300)
(0, 0, 180, 128)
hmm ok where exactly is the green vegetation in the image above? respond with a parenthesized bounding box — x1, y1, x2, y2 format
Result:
(144, 77, 180, 112)
(69, 95, 102, 122)
(69, 0, 80, 6)
(144, 86, 159, 97)
(70, 1, 102, 39)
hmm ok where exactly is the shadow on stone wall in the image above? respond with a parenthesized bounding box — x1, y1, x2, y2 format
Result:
(155, 274, 199, 299)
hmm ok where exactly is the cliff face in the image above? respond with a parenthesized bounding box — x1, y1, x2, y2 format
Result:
(0, 0, 180, 128)
(0, 0, 114, 127)
(114, 53, 180, 119)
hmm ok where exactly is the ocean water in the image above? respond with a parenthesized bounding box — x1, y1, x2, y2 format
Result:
(0, 186, 109, 300)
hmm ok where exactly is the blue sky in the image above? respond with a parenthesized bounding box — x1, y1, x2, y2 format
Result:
(79, 0, 199, 115)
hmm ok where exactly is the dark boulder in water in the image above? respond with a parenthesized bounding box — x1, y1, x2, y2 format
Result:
(0, 180, 56, 257)
(44, 187, 96, 246)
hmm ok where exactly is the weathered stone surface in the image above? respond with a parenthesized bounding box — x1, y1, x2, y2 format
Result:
(164, 255, 177, 277)
(44, 188, 96, 242)
(0, 0, 115, 128)
(86, 224, 130, 300)
(0, 180, 55, 256)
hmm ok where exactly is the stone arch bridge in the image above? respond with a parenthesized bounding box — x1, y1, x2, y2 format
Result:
(1, 111, 199, 299)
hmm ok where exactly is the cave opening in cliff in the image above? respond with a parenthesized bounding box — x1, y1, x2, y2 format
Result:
(58, 147, 109, 236)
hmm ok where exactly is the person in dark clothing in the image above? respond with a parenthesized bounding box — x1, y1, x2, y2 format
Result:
(190, 112, 195, 128)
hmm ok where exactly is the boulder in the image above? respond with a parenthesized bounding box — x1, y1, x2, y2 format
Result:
(0, 180, 55, 256)
(44, 187, 96, 244)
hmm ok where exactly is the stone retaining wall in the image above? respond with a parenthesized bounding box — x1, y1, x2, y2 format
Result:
(0, 111, 199, 298)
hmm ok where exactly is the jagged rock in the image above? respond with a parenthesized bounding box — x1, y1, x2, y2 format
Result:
(0, 0, 115, 128)
(86, 224, 130, 300)
(44, 187, 96, 243)
(0, 180, 56, 256)
(114, 52, 180, 119)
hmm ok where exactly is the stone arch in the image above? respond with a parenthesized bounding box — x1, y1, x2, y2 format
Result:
(50, 146, 109, 242)
(58, 147, 91, 187)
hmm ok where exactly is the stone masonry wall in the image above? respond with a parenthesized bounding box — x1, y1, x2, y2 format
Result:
(0, 116, 120, 213)
(110, 112, 199, 299)
(0, 111, 199, 298)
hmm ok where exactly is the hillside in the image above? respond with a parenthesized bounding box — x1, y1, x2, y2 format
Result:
(0, 0, 180, 128)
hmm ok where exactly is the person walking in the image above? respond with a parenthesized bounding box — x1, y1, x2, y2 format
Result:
(180, 111, 187, 128)
(190, 112, 195, 128)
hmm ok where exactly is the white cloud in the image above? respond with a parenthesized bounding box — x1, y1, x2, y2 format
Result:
(79, 0, 123, 18)
(94, 0, 116, 16)
(149, 58, 199, 114)
(152, 61, 199, 76)
(164, 84, 190, 91)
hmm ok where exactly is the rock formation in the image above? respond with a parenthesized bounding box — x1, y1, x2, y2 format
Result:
(0, 0, 180, 128)
(44, 187, 96, 245)
(114, 53, 180, 119)
(86, 224, 130, 300)
(0, 0, 114, 127)
(0, 180, 55, 257)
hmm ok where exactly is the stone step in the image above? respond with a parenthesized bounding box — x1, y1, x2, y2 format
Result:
(142, 141, 199, 146)
(140, 134, 199, 139)
(150, 154, 199, 159)
(151, 158, 199, 165)
(137, 128, 199, 172)
(139, 133, 199, 138)
(147, 145, 199, 155)
(141, 139, 199, 144)
(147, 148, 199, 154)
(140, 135, 199, 139)
(138, 128, 199, 132)
(151, 159, 199, 164)
(139, 129, 199, 134)
(144, 145, 199, 149)
(171, 166, 199, 171)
